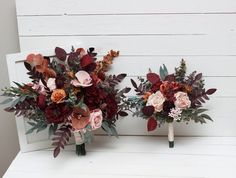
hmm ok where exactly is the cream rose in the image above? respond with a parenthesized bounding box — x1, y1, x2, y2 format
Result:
(146, 91, 165, 112)
(174, 91, 191, 109)
(47, 78, 56, 91)
(89, 109, 103, 130)
(71, 70, 92, 87)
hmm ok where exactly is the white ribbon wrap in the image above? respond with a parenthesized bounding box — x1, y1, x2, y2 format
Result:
(73, 130, 85, 145)
(168, 122, 174, 142)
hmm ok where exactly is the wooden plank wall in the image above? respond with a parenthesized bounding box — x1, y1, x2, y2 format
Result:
(15, 0, 236, 137)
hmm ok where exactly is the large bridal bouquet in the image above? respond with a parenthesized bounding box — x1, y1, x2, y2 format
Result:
(128, 59, 216, 147)
(1, 47, 130, 157)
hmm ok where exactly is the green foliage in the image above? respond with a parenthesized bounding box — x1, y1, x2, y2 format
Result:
(175, 59, 186, 82)
(181, 108, 213, 124)
(102, 121, 119, 138)
(159, 64, 168, 80)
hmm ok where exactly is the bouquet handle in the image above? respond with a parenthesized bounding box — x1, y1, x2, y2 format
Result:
(168, 122, 174, 148)
(74, 131, 86, 156)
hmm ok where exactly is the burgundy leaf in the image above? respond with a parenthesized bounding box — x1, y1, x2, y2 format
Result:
(147, 73, 161, 84)
(24, 61, 32, 71)
(55, 47, 67, 61)
(53, 147, 60, 158)
(164, 74, 175, 82)
(206, 88, 217, 95)
(147, 117, 158, 131)
(142, 106, 155, 117)
(195, 73, 203, 81)
(118, 111, 129, 117)
(117, 73, 127, 81)
(123, 87, 131, 93)
(130, 79, 138, 89)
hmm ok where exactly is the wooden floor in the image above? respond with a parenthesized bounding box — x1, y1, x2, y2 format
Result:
(3, 136, 236, 178)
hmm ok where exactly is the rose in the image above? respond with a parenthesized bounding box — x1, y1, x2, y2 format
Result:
(174, 91, 191, 109)
(47, 78, 56, 91)
(71, 70, 92, 87)
(51, 89, 66, 103)
(89, 109, 103, 130)
(146, 91, 165, 112)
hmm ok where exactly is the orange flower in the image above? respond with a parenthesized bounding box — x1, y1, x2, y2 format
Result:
(143, 92, 152, 101)
(26, 53, 56, 78)
(51, 89, 66, 103)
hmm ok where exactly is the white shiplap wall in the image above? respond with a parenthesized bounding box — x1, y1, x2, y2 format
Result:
(12, 0, 236, 145)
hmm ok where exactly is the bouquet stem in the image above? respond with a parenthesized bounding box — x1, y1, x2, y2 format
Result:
(74, 131, 86, 156)
(168, 122, 174, 148)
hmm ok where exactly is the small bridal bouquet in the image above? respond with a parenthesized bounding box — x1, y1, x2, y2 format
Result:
(128, 59, 216, 147)
(1, 47, 130, 157)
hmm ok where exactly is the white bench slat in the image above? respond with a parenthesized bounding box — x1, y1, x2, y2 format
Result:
(16, 0, 236, 15)
(19, 35, 236, 55)
(18, 14, 236, 36)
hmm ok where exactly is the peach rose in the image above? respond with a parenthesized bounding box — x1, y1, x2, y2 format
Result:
(47, 78, 56, 91)
(174, 91, 191, 109)
(71, 70, 92, 87)
(51, 89, 66, 103)
(89, 109, 103, 130)
(146, 91, 165, 112)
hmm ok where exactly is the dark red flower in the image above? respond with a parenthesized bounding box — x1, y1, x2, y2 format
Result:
(84, 85, 106, 110)
(37, 94, 47, 110)
(160, 81, 181, 101)
(80, 54, 93, 68)
(104, 94, 118, 119)
(45, 103, 72, 124)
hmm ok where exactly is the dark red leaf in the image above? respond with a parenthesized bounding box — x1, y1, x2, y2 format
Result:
(123, 87, 131, 93)
(55, 47, 67, 61)
(117, 73, 127, 81)
(142, 106, 154, 117)
(147, 117, 158, 131)
(147, 73, 161, 84)
(195, 73, 203, 81)
(130, 79, 138, 89)
(53, 147, 60, 158)
(164, 74, 175, 82)
(118, 111, 129, 117)
(24, 61, 32, 71)
(80, 54, 93, 68)
(206, 88, 217, 95)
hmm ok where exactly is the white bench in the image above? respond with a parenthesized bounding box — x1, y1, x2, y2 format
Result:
(4, 0, 236, 177)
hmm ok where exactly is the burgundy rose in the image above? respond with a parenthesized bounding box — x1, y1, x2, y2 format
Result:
(37, 94, 47, 110)
(45, 103, 72, 124)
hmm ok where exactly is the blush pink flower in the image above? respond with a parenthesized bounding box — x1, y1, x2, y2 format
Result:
(47, 78, 56, 91)
(71, 70, 92, 87)
(89, 109, 103, 130)
(146, 91, 165, 112)
(174, 91, 191, 109)
(32, 80, 47, 95)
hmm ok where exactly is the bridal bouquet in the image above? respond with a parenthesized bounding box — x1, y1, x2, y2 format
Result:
(1, 47, 130, 157)
(128, 59, 216, 147)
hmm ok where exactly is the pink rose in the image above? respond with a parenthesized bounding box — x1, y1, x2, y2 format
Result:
(146, 91, 165, 112)
(174, 92, 191, 109)
(47, 78, 56, 91)
(71, 70, 92, 87)
(89, 109, 103, 130)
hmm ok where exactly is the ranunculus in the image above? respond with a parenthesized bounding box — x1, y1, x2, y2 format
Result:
(71, 70, 92, 87)
(89, 109, 103, 130)
(51, 89, 66, 103)
(47, 78, 56, 91)
(146, 91, 165, 112)
(174, 91, 191, 109)
(45, 103, 72, 124)
(26, 54, 44, 67)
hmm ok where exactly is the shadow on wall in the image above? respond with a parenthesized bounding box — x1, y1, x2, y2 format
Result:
(0, 0, 20, 176)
